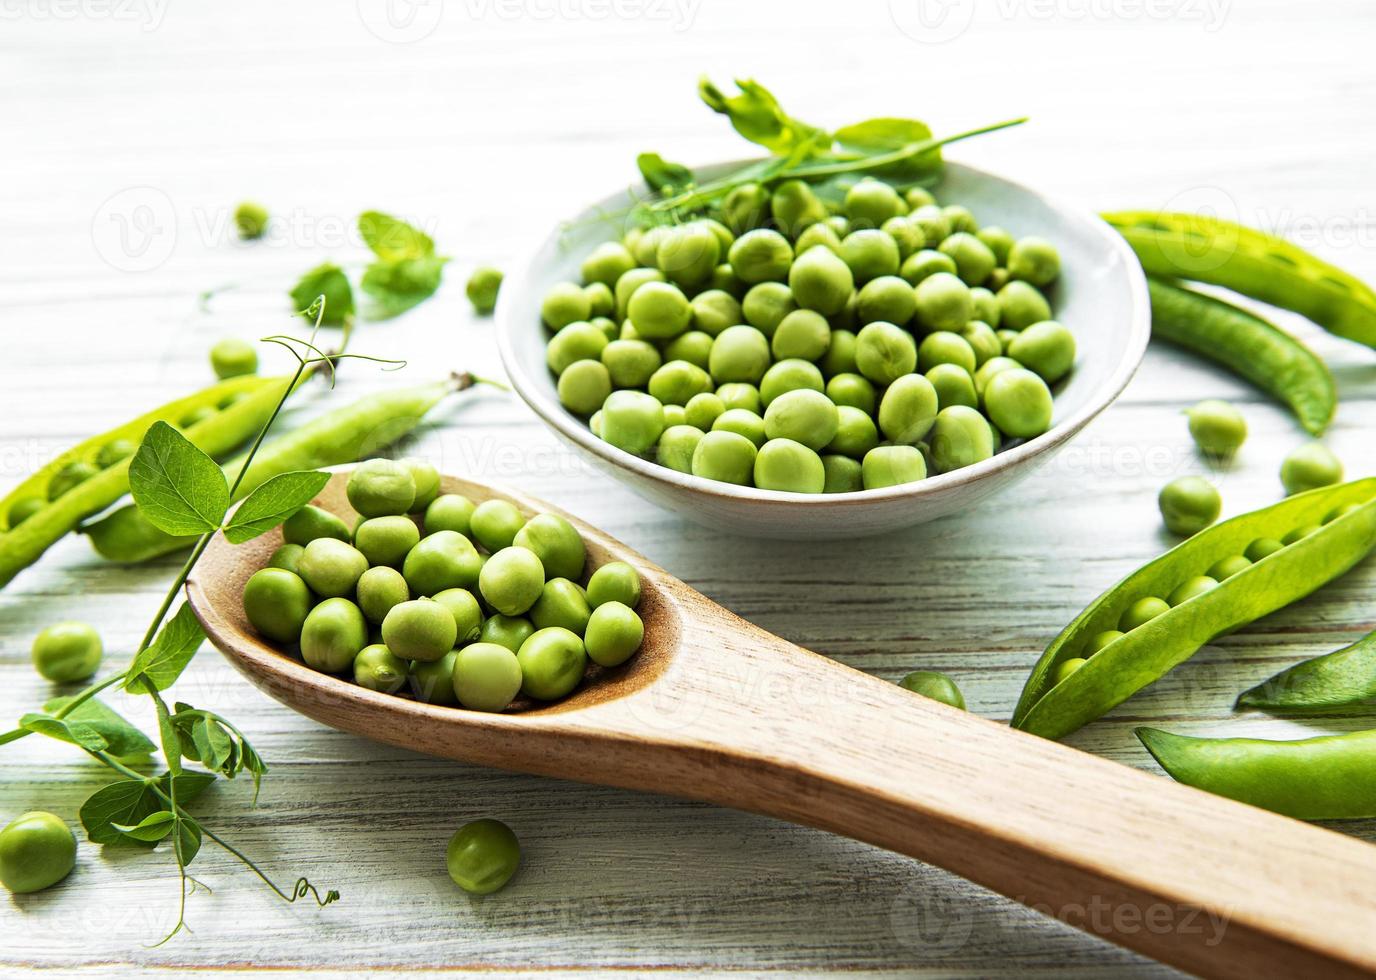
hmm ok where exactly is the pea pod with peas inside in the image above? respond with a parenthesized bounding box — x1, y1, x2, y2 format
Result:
(1145, 278, 1336, 436)
(85, 377, 473, 564)
(1012, 478, 1376, 740)
(0, 373, 291, 588)
(1105, 210, 1376, 350)
(1136, 727, 1376, 821)
(1235, 628, 1376, 712)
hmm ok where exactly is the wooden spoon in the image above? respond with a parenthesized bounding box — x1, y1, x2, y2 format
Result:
(187, 471, 1376, 979)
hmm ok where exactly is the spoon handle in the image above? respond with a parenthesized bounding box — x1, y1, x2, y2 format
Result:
(598, 621, 1376, 979)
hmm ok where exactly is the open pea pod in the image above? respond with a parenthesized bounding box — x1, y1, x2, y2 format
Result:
(1012, 478, 1376, 740)
(0, 374, 292, 588)
(1236, 628, 1376, 712)
(1104, 210, 1376, 350)
(1137, 727, 1376, 821)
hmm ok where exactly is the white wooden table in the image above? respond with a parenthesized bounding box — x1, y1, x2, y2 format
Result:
(3, 1, 1374, 975)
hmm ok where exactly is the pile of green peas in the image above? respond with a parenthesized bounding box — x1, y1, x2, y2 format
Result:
(540, 176, 1073, 493)
(240, 458, 646, 711)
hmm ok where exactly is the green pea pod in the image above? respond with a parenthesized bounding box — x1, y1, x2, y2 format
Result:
(1012, 479, 1376, 740)
(0, 375, 290, 589)
(85, 378, 460, 564)
(1236, 630, 1376, 712)
(1146, 277, 1336, 435)
(1104, 210, 1376, 349)
(1137, 727, 1376, 821)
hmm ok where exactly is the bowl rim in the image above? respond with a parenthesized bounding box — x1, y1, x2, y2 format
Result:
(496, 158, 1150, 506)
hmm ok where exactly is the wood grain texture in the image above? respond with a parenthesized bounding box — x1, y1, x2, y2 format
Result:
(2, 0, 1375, 976)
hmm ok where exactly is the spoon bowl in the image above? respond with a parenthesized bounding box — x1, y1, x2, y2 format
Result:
(188, 470, 1376, 978)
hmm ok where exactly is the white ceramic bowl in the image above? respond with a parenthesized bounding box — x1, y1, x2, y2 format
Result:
(497, 160, 1149, 539)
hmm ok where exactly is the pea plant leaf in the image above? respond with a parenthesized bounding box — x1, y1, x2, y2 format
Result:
(290, 262, 355, 326)
(112, 810, 176, 842)
(129, 422, 229, 536)
(124, 602, 206, 695)
(361, 255, 448, 320)
(636, 153, 694, 194)
(697, 76, 828, 157)
(22, 697, 156, 759)
(833, 117, 935, 153)
(358, 210, 435, 263)
(81, 773, 214, 847)
(224, 470, 330, 544)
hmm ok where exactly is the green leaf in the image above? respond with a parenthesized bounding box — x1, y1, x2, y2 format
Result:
(224, 470, 331, 544)
(20, 712, 108, 753)
(152, 695, 182, 777)
(191, 717, 234, 773)
(33, 697, 157, 759)
(290, 262, 355, 326)
(81, 779, 160, 845)
(112, 810, 176, 842)
(833, 117, 935, 153)
(361, 255, 448, 320)
(697, 76, 827, 156)
(358, 211, 435, 262)
(176, 816, 203, 866)
(168, 771, 216, 804)
(128, 422, 229, 536)
(636, 153, 694, 194)
(124, 603, 206, 695)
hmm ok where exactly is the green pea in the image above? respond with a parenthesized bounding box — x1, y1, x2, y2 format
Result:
(822, 454, 864, 493)
(826, 373, 877, 415)
(241, 567, 314, 644)
(1280, 442, 1343, 495)
(691, 430, 757, 485)
(586, 561, 641, 609)
(905, 187, 936, 210)
(425, 494, 476, 537)
(926, 363, 978, 411)
(530, 578, 593, 635)
(463, 266, 503, 314)
(996, 328, 1019, 352)
(819, 328, 859, 378)
(546, 321, 609, 375)
(754, 438, 826, 493)
(928, 406, 994, 473)
(234, 201, 269, 240)
(301, 598, 369, 673)
(648, 360, 712, 407)
(404, 530, 483, 596)
(854, 321, 917, 385)
(1244, 537, 1285, 562)
(973, 356, 1021, 396)
(479, 614, 535, 653)
(982, 368, 1053, 439)
(712, 409, 766, 448)
(788, 244, 854, 316)
(899, 248, 957, 286)
(958, 321, 1001, 367)
(1158, 476, 1221, 536)
(453, 643, 523, 712)
(976, 226, 1015, 265)
(357, 565, 411, 625)
(30, 621, 102, 683)
(584, 601, 645, 667)
(763, 390, 838, 451)
(600, 339, 661, 390)
(741, 281, 797, 335)
(861, 445, 927, 490)
(708, 325, 771, 384)
(657, 424, 705, 473)
(354, 516, 420, 569)
(580, 242, 635, 287)
(877, 373, 939, 444)
(283, 504, 351, 546)
(1207, 554, 1252, 580)
(347, 459, 416, 518)
(433, 588, 483, 643)
(297, 538, 368, 598)
(47, 461, 99, 501)
(656, 222, 720, 288)
(664, 330, 714, 370)
(909, 205, 951, 247)
(8, 497, 44, 528)
(382, 597, 458, 663)
(266, 542, 305, 574)
(825, 406, 880, 459)
(941, 204, 978, 234)
(683, 393, 725, 432)
(542, 281, 593, 330)
(938, 232, 996, 286)
(613, 267, 664, 319)
(409, 650, 459, 704)
(970, 287, 1001, 328)
(690, 289, 743, 336)
(399, 457, 442, 511)
(1007, 320, 1076, 384)
(1168, 575, 1220, 606)
(600, 390, 666, 455)
(1052, 658, 1087, 686)
(1085, 630, 1125, 655)
(728, 229, 793, 284)
(796, 221, 843, 255)
(446, 818, 520, 894)
(0, 811, 76, 894)
(913, 272, 973, 333)
(856, 275, 916, 327)
(479, 546, 545, 617)
(1120, 596, 1170, 632)
(838, 230, 900, 285)
(916, 331, 977, 374)
(518, 627, 588, 700)
(1007, 236, 1061, 287)
(716, 382, 762, 414)
(1282, 523, 1322, 545)
(898, 670, 965, 709)
(557, 360, 612, 416)
(721, 182, 771, 234)
(1324, 502, 1363, 523)
(844, 177, 905, 227)
(771, 309, 831, 362)
(770, 179, 829, 236)
(181, 405, 217, 428)
(627, 281, 692, 340)
(353, 644, 408, 694)
(512, 513, 585, 582)
(759, 358, 824, 406)
(997, 280, 1052, 330)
